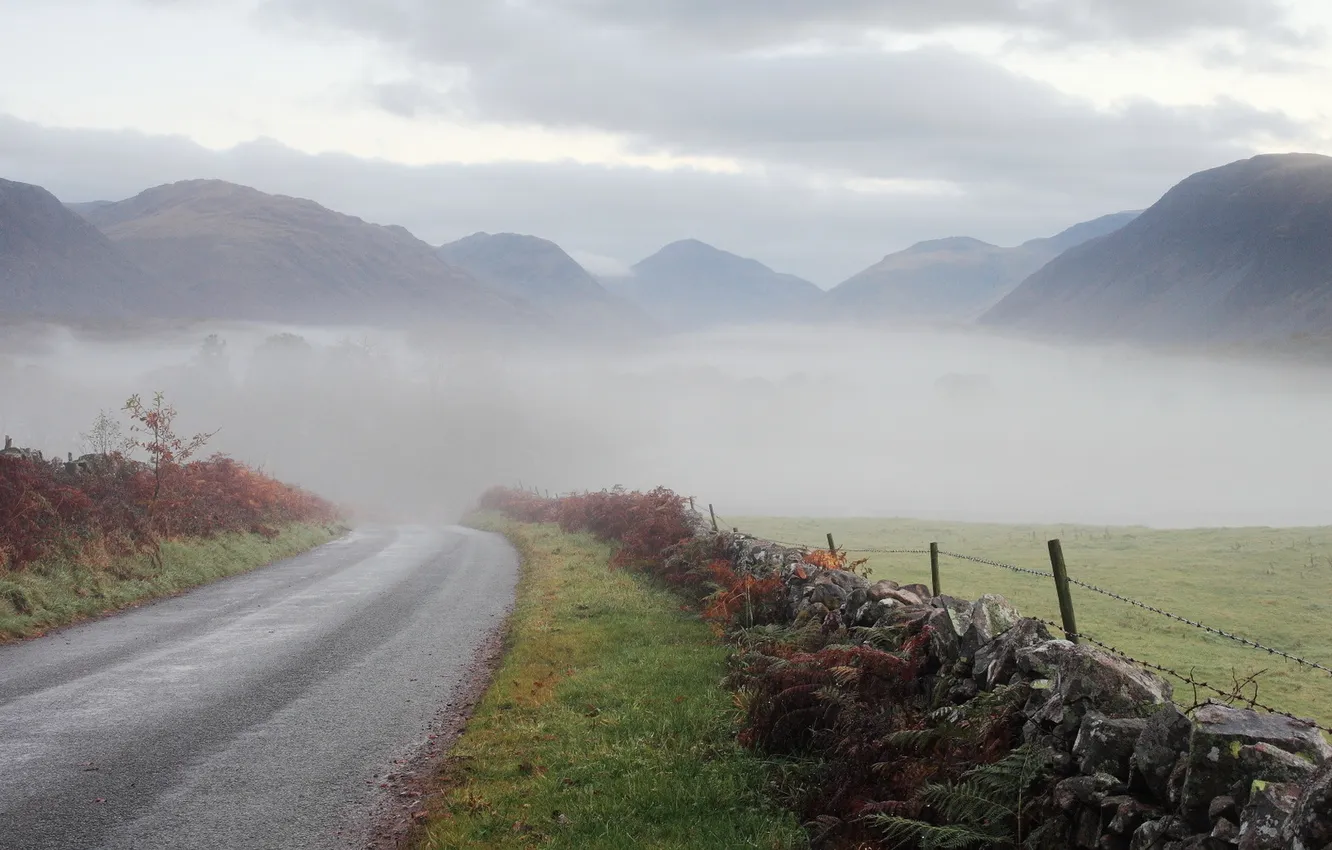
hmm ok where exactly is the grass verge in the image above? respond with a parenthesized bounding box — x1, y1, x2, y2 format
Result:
(416, 515, 805, 850)
(737, 516, 1332, 728)
(0, 522, 345, 640)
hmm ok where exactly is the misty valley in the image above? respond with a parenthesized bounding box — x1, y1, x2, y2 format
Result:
(6, 5, 1332, 845)
(5, 320, 1332, 528)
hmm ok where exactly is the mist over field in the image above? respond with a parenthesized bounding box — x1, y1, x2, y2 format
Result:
(4, 321, 1330, 528)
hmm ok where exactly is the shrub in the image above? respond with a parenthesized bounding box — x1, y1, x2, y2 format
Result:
(0, 452, 337, 572)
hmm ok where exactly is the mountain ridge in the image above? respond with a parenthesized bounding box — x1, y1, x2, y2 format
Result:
(821, 211, 1139, 323)
(0, 178, 166, 319)
(616, 238, 823, 328)
(78, 179, 531, 325)
(981, 153, 1332, 342)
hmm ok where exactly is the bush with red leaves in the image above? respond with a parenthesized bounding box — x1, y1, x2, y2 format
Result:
(0, 452, 338, 572)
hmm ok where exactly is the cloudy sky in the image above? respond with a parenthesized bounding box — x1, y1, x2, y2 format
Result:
(1, 0, 1329, 284)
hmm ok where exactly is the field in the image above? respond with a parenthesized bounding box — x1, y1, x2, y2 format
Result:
(735, 516, 1332, 729)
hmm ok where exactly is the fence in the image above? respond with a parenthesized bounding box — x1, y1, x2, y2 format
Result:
(711, 504, 1332, 735)
(507, 485, 1332, 733)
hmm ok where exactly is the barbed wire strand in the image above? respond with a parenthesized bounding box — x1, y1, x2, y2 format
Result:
(1060, 576, 1332, 678)
(1035, 618, 1332, 734)
(937, 549, 1055, 580)
(715, 517, 1332, 682)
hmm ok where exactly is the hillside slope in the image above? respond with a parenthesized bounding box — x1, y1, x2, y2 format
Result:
(615, 239, 822, 328)
(822, 212, 1138, 322)
(437, 232, 650, 330)
(982, 154, 1332, 342)
(81, 180, 528, 324)
(0, 178, 163, 319)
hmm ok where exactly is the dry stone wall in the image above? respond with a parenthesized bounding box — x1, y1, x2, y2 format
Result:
(696, 519, 1332, 849)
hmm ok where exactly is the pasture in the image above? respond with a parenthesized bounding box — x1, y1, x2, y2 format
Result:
(735, 517, 1332, 728)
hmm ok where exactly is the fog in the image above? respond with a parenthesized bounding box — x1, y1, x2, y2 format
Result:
(3, 321, 1331, 528)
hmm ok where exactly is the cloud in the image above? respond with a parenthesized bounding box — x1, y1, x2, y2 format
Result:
(268, 0, 1301, 51)
(264, 0, 1307, 199)
(568, 250, 634, 278)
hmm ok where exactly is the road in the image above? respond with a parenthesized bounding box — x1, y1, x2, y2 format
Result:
(0, 526, 519, 850)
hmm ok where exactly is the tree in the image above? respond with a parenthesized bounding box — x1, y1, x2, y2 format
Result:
(123, 392, 216, 556)
(80, 409, 127, 456)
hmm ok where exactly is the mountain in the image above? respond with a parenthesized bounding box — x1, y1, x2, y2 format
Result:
(614, 239, 822, 328)
(0, 178, 163, 319)
(78, 180, 528, 324)
(822, 212, 1138, 323)
(982, 154, 1332, 343)
(436, 232, 650, 330)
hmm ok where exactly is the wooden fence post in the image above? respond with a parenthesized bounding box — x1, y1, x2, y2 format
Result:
(1047, 539, 1079, 644)
(709, 504, 718, 532)
(930, 542, 940, 596)
(827, 533, 836, 555)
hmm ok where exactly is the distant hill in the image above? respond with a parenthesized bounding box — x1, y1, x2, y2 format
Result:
(0, 178, 163, 319)
(982, 154, 1332, 343)
(614, 239, 822, 328)
(822, 212, 1138, 323)
(79, 180, 529, 325)
(437, 232, 650, 330)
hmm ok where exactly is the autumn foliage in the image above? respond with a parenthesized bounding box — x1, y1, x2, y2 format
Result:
(1, 445, 337, 572)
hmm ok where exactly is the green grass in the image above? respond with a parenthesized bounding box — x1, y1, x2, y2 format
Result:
(736, 516, 1332, 728)
(0, 523, 345, 640)
(420, 516, 806, 850)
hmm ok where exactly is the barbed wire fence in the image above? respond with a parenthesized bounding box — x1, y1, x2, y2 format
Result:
(512, 487, 1331, 730)
(712, 507, 1332, 731)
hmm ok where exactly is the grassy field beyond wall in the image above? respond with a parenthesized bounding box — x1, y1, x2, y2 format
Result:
(738, 516, 1332, 729)
(414, 516, 806, 850)
(0, 523, 344, 640)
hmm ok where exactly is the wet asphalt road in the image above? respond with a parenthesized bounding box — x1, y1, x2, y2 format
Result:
(0, 526, 519, 850)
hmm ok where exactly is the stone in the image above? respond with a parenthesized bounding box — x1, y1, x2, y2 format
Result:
(1035, 693, 1084, 744)
(901, 582, 932, 600)
(1280, 762, 1332, 850)
(1134, 703, 1194, 803)
(1168, 757, 1188, 808)
(1238, 742, 1318, 785)
(1055, 774, 1128, 811)
(1183, 704, 1331, 824)
(857, 598, 899, 627)
(1076, 712, 1148, 780)
(1239, 780, 1301, 850)
(1054, 645, 1172, 717)
(843, 587, 869, 623)
(1018, 639, 1078, 677)
(1131, 817, 1193, 850)
(961, 594, 1021, 656)
(866, 579, 900, 601)
(1106, 796, 1160, 834)
(801, 602, 830, 622)
(1097, 833, 1131, 850)
(884, 588, 924, 607)
(808, 582, 847, 611)
(1211, 817, 1240, 845)
(947, 678, 978, 704)
(1076, 807, 1104, 848)
(825, 569, 869, 593)
(1209, 795, 1238, 826)
(972, 617, 1052, 690)
(1022, 677, 1057, 718)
